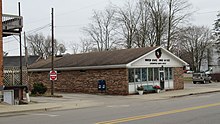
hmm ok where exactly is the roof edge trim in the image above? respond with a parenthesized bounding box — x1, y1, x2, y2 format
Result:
(28, 64, 127, 72)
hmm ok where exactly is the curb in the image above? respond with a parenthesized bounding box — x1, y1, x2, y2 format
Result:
(1, 90, 220, 116)
(171, 90, 220, 98)
(0, 106, 61, 117)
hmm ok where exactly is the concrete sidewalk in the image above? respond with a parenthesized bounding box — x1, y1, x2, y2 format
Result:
(1, 83, 220, 116)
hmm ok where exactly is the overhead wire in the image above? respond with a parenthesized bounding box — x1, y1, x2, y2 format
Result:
(4, 23, 51, 53)
(55, 24, 86, 28)
(4, 23, 50, 43)
(24, 1, 106, 26)
(196, 10, 219, 15)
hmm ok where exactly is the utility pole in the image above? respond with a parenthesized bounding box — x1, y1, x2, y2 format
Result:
(18, 2, 22, 85)
(24, 32, 28, 68)
(51, 8, 54, 96)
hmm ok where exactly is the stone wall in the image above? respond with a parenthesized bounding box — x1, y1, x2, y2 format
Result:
(0, 0, 3, 86)
(29, 68, 129, 95)
(173, 67, 184, 90)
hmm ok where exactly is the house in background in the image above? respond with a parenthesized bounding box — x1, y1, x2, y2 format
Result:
(28, 47, 188, 95)
(208, 43, 220, 73)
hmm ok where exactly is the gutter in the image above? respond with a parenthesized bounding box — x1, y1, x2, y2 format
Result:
(28, 64, 127, 72)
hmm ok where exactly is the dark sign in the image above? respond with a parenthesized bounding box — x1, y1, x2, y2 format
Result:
(155, 48, 162, 59)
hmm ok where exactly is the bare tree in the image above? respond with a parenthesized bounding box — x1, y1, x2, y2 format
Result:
(27, 33, 66, 58)
(178, 26, 213, 72)
(70, 42, 79, 54)
(80, 0, 193, 51)
(166, 0, 192, 50)
(83, 7, 118, 51)
(134, 0, 150, 47)
(115, 1, 141, 48)
(145, 0, 168, 46)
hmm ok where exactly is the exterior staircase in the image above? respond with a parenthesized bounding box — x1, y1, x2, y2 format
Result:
(2, 14, 23, 37)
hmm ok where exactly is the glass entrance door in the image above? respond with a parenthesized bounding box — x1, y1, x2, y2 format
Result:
(159, 71, 165, 90)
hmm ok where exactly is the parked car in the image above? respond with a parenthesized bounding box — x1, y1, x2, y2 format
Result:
(192, 72, 212, 84)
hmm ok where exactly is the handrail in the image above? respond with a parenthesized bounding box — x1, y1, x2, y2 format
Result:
(2, 14, 23, 28)
(2, 14, 23, 37)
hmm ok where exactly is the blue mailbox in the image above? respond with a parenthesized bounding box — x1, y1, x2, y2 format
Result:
(98, 80, 106, 91)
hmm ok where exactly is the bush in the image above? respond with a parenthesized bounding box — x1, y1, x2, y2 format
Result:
(31, 83, 47, 95)
(137, 85, 144, 91)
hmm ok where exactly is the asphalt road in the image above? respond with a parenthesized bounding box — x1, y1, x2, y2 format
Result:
(1, 92, 220, 124)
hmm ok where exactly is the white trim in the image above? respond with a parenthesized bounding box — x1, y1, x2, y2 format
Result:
(126, 46, 188, 67)
(161, 47, 188, 65)
(126, 47, 158, 67)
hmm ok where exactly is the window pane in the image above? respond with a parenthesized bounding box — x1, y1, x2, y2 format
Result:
(154, 68, 159, 81)
(165, 68, 169, 80)
(135, 68, 141, 82)
(128, 69, 134, 82)
(142, 68, 147, 81)
(148, 68, 153, 81)
(169, 68, 173, 79)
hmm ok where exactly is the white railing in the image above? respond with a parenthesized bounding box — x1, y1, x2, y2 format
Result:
(2, 14, 23, 36)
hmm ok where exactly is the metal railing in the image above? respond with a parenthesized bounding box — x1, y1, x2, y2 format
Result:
(2, 14, 23, 36)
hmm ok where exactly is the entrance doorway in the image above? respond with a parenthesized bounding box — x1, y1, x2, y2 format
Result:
(159, 71, 165, 90)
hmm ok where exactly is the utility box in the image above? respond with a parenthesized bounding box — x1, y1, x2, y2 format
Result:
(98, 80, 106, 91)
(3, 85, 28, 105)
(3, 90, 15, 105)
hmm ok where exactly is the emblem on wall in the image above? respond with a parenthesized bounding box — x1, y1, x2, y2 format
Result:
(155, 48, 162, 59)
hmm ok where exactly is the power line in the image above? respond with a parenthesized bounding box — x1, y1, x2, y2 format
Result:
(55, 24, 86, 28)
(24, 1, 106, 26)
(13, 35, 25, 47)
(3, 23, 50, 44)
(55, 1, 106, 17)
(196, 10, 219, 15)
(26, 23, 51, 34)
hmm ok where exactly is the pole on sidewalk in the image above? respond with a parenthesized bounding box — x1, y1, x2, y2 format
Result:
(51, 8, 54, 96)
(18, 2, 23, 85)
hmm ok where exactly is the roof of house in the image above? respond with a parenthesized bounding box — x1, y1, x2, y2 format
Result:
(3, 56, 40, 67)
(29, 47, 158, 70)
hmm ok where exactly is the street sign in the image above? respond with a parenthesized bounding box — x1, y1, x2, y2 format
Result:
(50, 70, 57, 81)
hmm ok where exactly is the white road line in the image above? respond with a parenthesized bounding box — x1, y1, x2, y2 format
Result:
(107, 105, 130, 108)
(31, 114, 59, 117)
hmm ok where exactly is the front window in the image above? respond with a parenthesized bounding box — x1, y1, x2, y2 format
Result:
(135, 68, 141, 82)
(128, 69, 134, 82)
(154, 68, 159, 82)
(142, 68, 147, 81)
(148, 68, 153, 81)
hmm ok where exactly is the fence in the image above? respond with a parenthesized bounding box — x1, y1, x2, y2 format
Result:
(3, 67, 28, 86)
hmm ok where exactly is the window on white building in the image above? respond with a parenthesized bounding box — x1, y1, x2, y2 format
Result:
(128, 69, 134, 82)
(135, 68, 141, 82)
(142, 68, 147, 81)
(148, 68, 153, 81)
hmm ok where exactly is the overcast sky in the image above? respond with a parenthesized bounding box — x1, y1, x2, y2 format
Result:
(3, 0, 220, 56)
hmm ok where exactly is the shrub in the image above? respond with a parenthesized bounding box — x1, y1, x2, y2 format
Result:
(31, 83, 47, 95)
(137, 85, 144, 91)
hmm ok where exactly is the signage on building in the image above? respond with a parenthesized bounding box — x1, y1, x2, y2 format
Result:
(50, 70, 57, 81)
(144, 48, 171, 65)
(145, 58, 170, 65)
(155, 48, 162, 59)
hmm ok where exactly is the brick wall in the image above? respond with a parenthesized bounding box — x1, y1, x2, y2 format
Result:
(29, 68, 129, 95)
(0, 0, 3, 86)
(173, 67, 184, 90)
